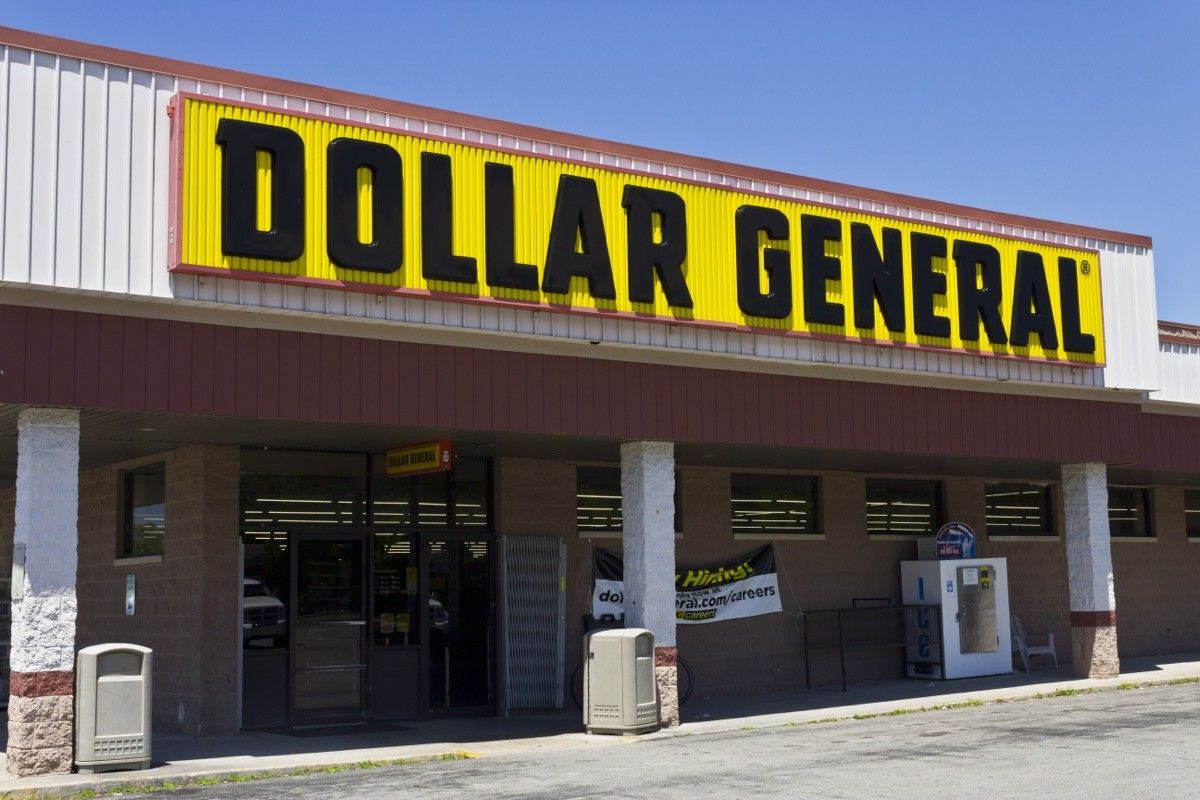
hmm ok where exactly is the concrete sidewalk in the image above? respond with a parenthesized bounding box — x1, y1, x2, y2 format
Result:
(2, 651, 1198, 798)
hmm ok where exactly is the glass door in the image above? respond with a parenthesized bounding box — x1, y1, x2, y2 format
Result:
(426, 537, 494, 712)
(291, 532, 367, 726)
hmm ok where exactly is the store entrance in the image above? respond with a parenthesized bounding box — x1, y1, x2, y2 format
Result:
(426, 538, 494, 713)
(239, 454, 497, 729)
(290, 532, 368, 726)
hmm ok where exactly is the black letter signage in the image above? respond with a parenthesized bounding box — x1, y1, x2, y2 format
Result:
(800, 214, 845, 326)
(215, 119, 305, 261)
(953, 241, 1007, 344)
(735, 205, 791, 319)
(911, 232, 951, 338)
(1058, 258, 1096, 354)
(421, 152, 477, 283)
(484, 162, 538, 291)
(1009, 250, 1059, 349)
(326, 138, 403, 273)
(622, 186, 693, 308)
(541, 176, 617, 299)
(850, 223, 905, 332)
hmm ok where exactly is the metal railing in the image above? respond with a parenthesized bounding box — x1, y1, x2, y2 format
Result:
(801, 598, 908, 692)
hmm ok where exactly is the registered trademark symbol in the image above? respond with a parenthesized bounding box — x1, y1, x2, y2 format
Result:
(1080, 260, 1091, 275)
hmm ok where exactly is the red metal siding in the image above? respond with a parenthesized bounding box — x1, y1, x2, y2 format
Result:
(1, 303, 1197, 473)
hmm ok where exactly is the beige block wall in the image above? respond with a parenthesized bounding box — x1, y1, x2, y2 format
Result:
(0, 448, 1195, 734)
(499, 459, 928, 696)
(74, 444, 240, 736)
(1111, 487, 1200, 657)
(971, 480, 1072, 664)
(497, 458, 1200, 698)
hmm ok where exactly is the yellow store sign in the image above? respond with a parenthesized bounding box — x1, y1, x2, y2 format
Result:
(385, 440, 452, 477)
(170, 95, 1104, 365)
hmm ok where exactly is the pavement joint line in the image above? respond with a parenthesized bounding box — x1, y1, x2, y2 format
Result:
(1, 673, 1197, 799)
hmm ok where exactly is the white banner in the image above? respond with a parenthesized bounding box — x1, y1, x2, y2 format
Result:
(591, 546, 782, 625)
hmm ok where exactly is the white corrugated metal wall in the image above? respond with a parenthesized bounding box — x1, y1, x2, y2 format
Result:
(0, 42, 1175, 396)
(1097, 247, 1162, 391)
(1156, 342, 1200, 405)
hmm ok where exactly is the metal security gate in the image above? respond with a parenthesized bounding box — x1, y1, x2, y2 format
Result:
(500, 536, 566, 713)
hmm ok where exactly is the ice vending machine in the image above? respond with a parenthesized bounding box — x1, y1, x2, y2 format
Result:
(901, 558, 1011, 679)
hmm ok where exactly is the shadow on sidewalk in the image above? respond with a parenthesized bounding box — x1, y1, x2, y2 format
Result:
(681, 651, 1198, 724)
(0, 651, 1194, 774)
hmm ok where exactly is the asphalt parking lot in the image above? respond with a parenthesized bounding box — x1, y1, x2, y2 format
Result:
(160, 682, 1200, 800)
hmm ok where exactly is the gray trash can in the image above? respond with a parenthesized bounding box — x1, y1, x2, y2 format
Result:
(75, 643, 152, 773)
(583, 628, 658, 735)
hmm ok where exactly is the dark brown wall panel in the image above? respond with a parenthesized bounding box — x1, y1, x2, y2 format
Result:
(2, 303, 1198, 473)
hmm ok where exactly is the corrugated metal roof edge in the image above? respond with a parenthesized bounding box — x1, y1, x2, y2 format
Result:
(1160, 320, 1200, 345)
(0, 25, 1153, 250)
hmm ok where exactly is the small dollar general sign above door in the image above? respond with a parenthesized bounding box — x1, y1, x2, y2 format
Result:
(386, 440, 452, 477)
(169, 94, 1104, 365)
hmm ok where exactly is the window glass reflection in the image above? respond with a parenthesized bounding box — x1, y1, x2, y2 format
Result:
(242, 532, 289, 651)
(124, 464, 166, 556)
(452, 458, 489, 528)
(1108, 486, 1152, 537)
(985, 483, 1054, 536)
(369, 458, 491, 531)
(373, 532, 418, 646)
(731, 473, 819, 534)
(865, 479, 944, 536)
(241, 474, 364, 530)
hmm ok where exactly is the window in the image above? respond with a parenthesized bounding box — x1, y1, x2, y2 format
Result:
(575, 466, 681, 534)
(731, 473, 820, 535)
(241, 530, 289, 651)
(865, 478, 943, 536)
(372, 532, 418, 646)
(1108, 486, 1153, 538)
(1187, 490, 1200, 540)
(122, 463, 165, 556)
(985, 483, 1055, 537)
(241, 474, 365, 530)
(371, 458, 492, 531)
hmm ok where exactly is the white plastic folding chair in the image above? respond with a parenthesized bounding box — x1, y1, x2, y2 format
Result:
(1011, 614, 1059, 672)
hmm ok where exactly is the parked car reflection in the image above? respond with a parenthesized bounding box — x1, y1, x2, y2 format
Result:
(243, 578, 287, 647)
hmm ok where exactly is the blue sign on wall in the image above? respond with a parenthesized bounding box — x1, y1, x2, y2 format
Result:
(936, 522, 976, 559)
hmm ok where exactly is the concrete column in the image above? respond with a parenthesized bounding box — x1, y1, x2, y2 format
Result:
(1062, 462, 1119, 678)
(7, 408, 80, 776)
(620, 441, 678, 727)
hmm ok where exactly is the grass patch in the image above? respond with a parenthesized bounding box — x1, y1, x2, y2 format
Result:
(51, 753, 472, 800)
(948, 698, 984, 708)
(1164, 676, 1200, 687)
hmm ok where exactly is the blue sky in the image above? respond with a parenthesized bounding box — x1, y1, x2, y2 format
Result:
(6, 2, 1198, 322)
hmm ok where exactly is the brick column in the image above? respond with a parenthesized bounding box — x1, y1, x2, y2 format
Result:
(620, 441, 678, 728)
(1062, 462, 1119, 678)
(7, 409, 80, 776)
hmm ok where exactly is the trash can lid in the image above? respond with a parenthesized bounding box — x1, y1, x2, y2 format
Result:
(590, 628, 653, 641)
(77, 643, 153, 656)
